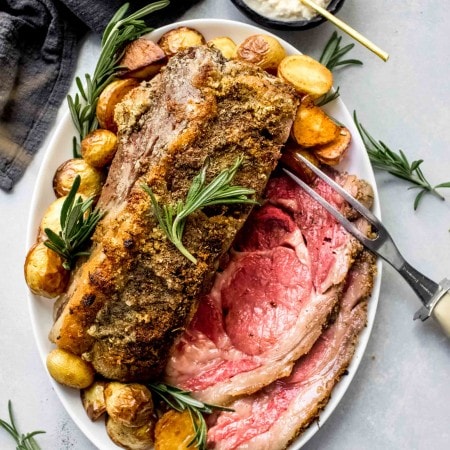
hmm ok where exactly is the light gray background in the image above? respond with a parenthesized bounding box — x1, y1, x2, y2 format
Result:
(1, 1, 449, 449)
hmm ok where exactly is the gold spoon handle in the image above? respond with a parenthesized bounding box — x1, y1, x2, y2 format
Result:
(300, 0, 389, 61)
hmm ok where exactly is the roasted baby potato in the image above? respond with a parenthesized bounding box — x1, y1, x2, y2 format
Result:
(96, 78, 140, 132)
(236, 34, 286, 72)
(46, 348, 95, 389)
(119, 38, 167, 80)
(81, 380, 107, 421)
(106, 416, 155, 450)
(53, 158, 104, 199)
(38, 196, 66, 240)
(278, 54, 333, 98)
(81, 129, 118, 168)
(291, 99, 340, 147)
(104, 382, 154, 428)
(208, 36, 237, 59)
(313, 127, 352, 166)
(24, 242, 69, 298)
(154, 410, 198, 450)
(157, 26, 206, 56)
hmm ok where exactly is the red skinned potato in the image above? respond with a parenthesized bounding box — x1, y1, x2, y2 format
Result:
(236, 34, 286, 71)
(119, 38, 167, 80)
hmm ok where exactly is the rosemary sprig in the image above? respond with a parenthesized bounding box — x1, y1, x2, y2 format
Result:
(0, 401, 45, 450)
(67, 0, 169, 157)
(44, 175, 104, 269)
(316, 32, 363, 107)
(354, 111, 450, 209)
(142, 156, 257, 264)
(319, 31, 363, 71)
(148, 383, 233, 450)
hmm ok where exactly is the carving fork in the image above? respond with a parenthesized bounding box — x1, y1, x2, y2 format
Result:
(282, 152, 450, 337)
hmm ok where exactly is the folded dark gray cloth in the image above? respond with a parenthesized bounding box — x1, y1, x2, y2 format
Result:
(0, 0, 199, 192)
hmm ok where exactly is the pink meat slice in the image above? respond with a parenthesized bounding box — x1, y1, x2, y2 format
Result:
(165, 171, 360, 404)
(266, 174, 359, 293)
(207, 251, 376, 450)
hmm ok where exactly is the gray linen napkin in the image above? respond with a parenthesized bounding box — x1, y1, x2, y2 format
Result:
(0, 0, 198, 192)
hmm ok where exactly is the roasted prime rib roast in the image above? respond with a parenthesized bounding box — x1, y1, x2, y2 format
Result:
(166, 171, 375, 405)
(206, 250, 376, 450)
(49, 46, 298, 381)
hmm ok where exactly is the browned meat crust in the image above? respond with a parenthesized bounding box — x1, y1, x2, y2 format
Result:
(49, 46, 298, 381)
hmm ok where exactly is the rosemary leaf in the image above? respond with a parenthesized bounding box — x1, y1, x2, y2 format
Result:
(0, 401, 45, 450)
(316, 33, 363, 108)
(142, 156, 257, 264)
(148, 383, 233, 450)
(354, 111, 450, 209)
(67, 0, 169, 157)
(319, 32, 363, 71)
(44, 175, 104, 269)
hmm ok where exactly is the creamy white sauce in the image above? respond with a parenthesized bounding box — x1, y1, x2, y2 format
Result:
(243, 0, 331, 22)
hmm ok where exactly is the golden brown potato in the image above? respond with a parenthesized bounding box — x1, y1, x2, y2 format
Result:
(104, 382, 154, 428)
(157, 26, 206, 56)
(106, 416, 155, 450)
(208, 36, 237, 59)
(278, 54, 333, 98)
(96, 78, 140, 132)
(236, 34, 286, 71)
(291, 99, 340, 147)
(281, 146, 320, 184)
(38, 196, 66, 240)
(24, 242, 69, 298)
(53, 158, 104, 199)
(154, 410, 198, 450)
(46, 348, 95, 389)
(313, 127, 352, 166)
(81, 381, 107, 421)
(119, 38, 167, 79)
(81, 129, 118, 168)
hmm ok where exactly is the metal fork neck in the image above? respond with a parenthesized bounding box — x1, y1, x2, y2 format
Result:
(398, 260, 439, 305)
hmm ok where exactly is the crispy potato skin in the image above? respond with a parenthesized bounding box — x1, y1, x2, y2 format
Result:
(38, 196, 67, 240)
(208, 36, 237, 60)
(104, 382, 154, 427)
(24, 242, 69, 298)
(278, 54, 333, 98)
(96, 79, 140, 133)
(53, 158, 104, 198)
(81, 380, 107, 421)
(313, 126, 352, 166)
(106, 416, 155, 450)
(291, 98, 339, 147)
(46, 348, 95, 388)
(154, 410, 198, 450)
(236, 34, 286, 72)
(158, 26, 206, 56)
(119, 38, 167, 80)
(81, 129, 118, 169)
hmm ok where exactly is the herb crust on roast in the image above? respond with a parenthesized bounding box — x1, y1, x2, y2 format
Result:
(50, 46, 298, 381)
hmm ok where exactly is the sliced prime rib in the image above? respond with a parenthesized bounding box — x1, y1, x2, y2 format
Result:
(206, 250, 377, 450)
(49, 46, 298, 381)
(165, 171, 371, 404)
